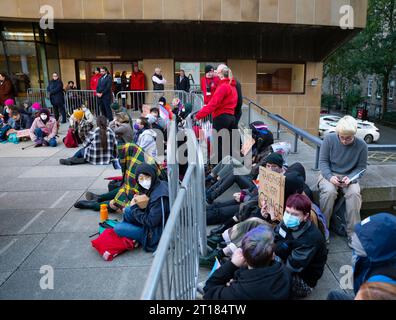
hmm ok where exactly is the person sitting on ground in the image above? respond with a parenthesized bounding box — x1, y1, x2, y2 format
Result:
(274, 193, 328, 298)
(327, 212, 396, 300)
(1, 98, 14, 124)
(74, 142, 161, 213)
(203, 225, 292, 300)
(149, 107, 166, 131)
(171, 98, 192, 126)
(318, 115, 368, 246)
(133, 116, 158, 160)
(114, 163, 170, 252)
(201, 171, 307, 267)
(109, 112, 133, 145)
(158, 96, 173, 121)
(5, 107, 32, 138)
(71, 106, 94, 143)
(30, 102, 42, 120)
(29, 108, 58, 147)
(59, 115, 117, 165)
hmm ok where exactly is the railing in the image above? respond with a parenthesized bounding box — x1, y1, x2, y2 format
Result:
(26, 88, 52, 111)
(141, 116, 207, 300)
(243, 97, 396, 170)
(64, 89, 101, 117)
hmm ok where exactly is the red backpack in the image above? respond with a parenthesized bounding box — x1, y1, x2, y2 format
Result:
(63, 127, 79, 148)
(91, 228, 137, 261)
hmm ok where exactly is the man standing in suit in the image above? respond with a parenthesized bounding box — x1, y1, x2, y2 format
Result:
(96, 67, 113, 121)
(175, 69, 190, 93)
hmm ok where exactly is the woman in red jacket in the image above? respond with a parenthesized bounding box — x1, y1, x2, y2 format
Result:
(130, 64, 145, 112)
(90, 68, 102, 93)
(200, 65, 220, 105)
(195, 64, 237, 164)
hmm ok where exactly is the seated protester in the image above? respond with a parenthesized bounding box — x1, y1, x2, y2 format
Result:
(70, 106, 94, 143)
(206, 121, 273, 187)
(30, 108, 58, 147)
(206, 153, 281, 226)
(203, 225, 292, 300)
(109, 112, 133, 144)
(74, 142, 161, 212)
(30, 102, 42, 120)
(274, 194, 328, 298)
(59, 115, 117, 165)
(206, 151, 283, 205)
(5, 107, 32, 137)
(158, 96, 173, 121)
(1, 98, 14, 124)
(171, 98, 193, 126)
(327, 213, 396, 300)
(201, 171, 306, 267)
(149, 107, 166, 131)
(114, 163, 170, 252)
(133, 117, 158, 160)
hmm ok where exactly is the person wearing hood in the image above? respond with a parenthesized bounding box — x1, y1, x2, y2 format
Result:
(69, 106, 94, 143)
(73, 142, 161, 212)
(30, 108, 58, 147)
(114, 163, 170, 252)
(134, 116, 158, 160)
(195, 64, 238, 163)
(200, 171, 309, 268)
(204, 225, 292, 300)
(328, 213, 396, 300)
(274, 193, 328, 298)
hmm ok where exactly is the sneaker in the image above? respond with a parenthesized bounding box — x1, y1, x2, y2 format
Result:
(85, 191, 100, 202)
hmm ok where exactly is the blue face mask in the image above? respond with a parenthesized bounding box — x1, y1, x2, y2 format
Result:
(283, 211, 301, 229)
(134, 123, 140, 131)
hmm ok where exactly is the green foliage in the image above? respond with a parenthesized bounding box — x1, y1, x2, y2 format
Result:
(324, 0, 396, 116)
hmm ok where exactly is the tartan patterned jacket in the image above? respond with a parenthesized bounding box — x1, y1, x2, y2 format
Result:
(113, 143, 161, 207)
(83, 127, 117, 165)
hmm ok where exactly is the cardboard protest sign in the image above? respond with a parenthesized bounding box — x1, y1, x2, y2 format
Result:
(16, 129, 30, 138)
(258, 166, 285, 222)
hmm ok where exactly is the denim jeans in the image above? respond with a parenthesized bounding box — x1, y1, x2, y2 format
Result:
(114, 206, 145, 243)
(34, 128, 57, 147)
(73, 148, 85, 158)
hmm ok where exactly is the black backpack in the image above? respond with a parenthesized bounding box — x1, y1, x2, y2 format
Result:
(330, 195, 347, 237)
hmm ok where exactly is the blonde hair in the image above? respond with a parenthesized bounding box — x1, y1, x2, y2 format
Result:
(355, 282, 396, 300)
(116, 112, 130, 123)
(336, 115, 357, 136)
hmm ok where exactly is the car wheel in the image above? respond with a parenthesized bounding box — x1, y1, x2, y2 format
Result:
(364, 134, 373, 144)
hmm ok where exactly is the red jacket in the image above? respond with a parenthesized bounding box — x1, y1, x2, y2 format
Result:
(200, 76, 220, 105)
(90, 73, 101, 92)
(130, 71, 145, 91)
(196, 78, 237, 120)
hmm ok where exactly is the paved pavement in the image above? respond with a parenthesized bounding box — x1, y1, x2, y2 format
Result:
(0, 121, 355, 300)
(0, 124, 154, 299)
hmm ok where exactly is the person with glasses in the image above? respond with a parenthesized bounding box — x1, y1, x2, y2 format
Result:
(318, 115, 368, 248)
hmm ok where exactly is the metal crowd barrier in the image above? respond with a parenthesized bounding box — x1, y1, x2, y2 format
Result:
(26, 88, 52, 111)
(243, 97, 396, 170)
(115, 90, 202, 111)
(141, 116, 207, 300)
(64, 89, 101, 117)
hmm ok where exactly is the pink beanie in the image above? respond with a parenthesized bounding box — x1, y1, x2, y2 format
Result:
(4, 98, 14, 106)
(31, 102, 41, 110)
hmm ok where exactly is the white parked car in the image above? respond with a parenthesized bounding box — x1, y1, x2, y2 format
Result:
(319, 115, 380, 144)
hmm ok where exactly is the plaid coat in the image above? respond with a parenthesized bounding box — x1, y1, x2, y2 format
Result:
(113, 143, 161, 207)
(83, 127, 117, 165)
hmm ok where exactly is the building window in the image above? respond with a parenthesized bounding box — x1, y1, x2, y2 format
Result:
(367, 79, 373, 97)
(389, 80, 395, 101)
(257, 63, 305, 94)
(376, 83, 382, 100)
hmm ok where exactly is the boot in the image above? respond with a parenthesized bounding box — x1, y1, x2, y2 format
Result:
(207, 234, 224, 250)
(34, 139, 43, 147)
(70, 157, 87, 165)
(74, 200, 97, 210)
(85, 191, 100, 202)
(59, 158, 73, 165)
(199, 248, 225, 268)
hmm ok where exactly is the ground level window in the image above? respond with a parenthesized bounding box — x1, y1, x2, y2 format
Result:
(257, 63, 305, 94)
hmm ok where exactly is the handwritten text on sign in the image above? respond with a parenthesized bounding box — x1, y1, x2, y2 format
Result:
(259, 166, 285, 222)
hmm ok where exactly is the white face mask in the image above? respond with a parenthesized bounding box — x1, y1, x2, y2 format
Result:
(82, 107, 87, 112)
(139, 179, 152, 190)
(40, 114, 48, 121)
